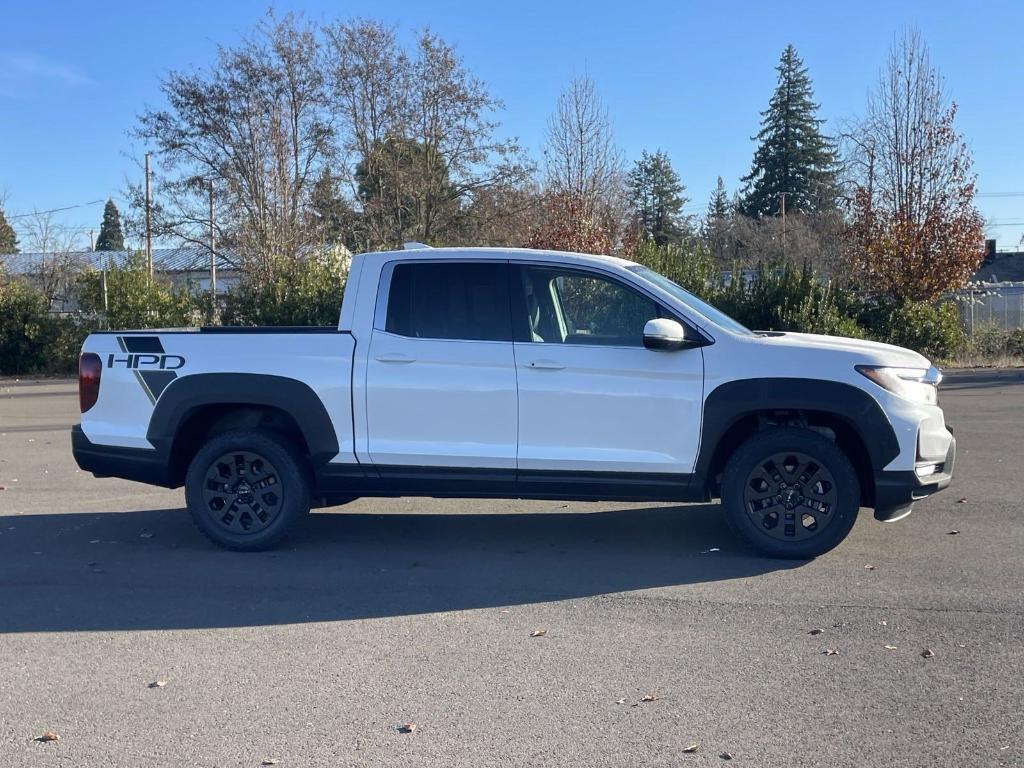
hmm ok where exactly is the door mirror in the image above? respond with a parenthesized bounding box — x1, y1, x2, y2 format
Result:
(643, 318, 696, 351)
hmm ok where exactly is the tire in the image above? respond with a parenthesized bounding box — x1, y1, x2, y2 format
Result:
(185, 429, 311, 551)
(720, 427, 860, 559)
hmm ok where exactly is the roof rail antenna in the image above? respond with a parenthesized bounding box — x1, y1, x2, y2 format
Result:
(402, 242, 432, 250)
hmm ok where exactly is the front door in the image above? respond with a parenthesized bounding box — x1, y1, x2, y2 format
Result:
(512, 263, 704, 480)
(365, 260, 518, 471)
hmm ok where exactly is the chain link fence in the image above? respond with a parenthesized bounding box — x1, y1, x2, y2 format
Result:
(953, 283, 1024, 335)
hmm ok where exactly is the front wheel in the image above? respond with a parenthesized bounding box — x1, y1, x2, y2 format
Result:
(185, 429, 311, 551)
(721, 427, 860, 559)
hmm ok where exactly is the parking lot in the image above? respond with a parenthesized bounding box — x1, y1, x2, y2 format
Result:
(1, 371, 1022, 767)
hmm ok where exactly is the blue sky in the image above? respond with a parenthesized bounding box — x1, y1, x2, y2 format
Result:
(2, 0, 1023, 250)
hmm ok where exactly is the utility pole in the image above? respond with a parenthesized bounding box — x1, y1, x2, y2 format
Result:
(144, 152, 153, 280)
(89, 230, 95, 251)
(780, 191, 787, 260)
(208, 178, 217, 303)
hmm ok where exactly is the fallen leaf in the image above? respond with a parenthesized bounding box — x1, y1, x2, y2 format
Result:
(682, 743, 699, 753)
(261, 761, 280, 766)
(140, 532, 154, 539)
(398, 723, 417, 734)
(947, 530, 960, 535)
(639, 693, 659, 703)
(148, 680, 168, 688)
(720, 752, 734, 760)
(957, 497, 967, 503)
(0, 486, 6, 491)
(864, 564, 876, 570)
(529, 629, 547, 637)
(823, 649, 840, 656)
(809, 628, 825, 635)
(879, 620, 888, 626)
(921, 649, 935, 658)
(884, 645, 898, 651)
(35, 730, 59, 743)
(615, 698, 627, 705)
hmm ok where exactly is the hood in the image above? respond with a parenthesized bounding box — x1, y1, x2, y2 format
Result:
(753, 332, 931, 368)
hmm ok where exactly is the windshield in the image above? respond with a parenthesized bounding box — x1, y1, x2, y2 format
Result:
(626, 265, 753, 336)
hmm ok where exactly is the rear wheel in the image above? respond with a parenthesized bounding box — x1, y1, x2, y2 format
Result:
(721, 427, 860, 559)
(185, 429, 310, 551)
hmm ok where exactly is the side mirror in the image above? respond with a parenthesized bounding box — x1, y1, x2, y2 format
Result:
(643, 318, 704, 351)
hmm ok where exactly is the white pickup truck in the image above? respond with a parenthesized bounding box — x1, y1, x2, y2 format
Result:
(72, 245, 955, 558)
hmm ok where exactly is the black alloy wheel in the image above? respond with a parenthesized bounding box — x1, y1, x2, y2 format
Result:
(185, 429, 310, 551)
(202, 450, 284, 535)
(721, 427, 860, 559)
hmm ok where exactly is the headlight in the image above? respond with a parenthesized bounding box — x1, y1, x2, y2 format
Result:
(856, 365, 942, 405)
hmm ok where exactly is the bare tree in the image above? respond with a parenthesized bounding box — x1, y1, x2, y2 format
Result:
(325, 21, 531, 248)
(538, 76, 628, 252)
(19, 211, 85, 309)
(847, 29, 984, 300)
(131, 12, 333, 277)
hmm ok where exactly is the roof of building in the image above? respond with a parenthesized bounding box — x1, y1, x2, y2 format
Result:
(973, 252, 1024, 283)
(1, 244, 350, 275)
(0, 246, 239, 274)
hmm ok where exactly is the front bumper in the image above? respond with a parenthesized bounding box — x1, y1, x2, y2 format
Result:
(873, 434, 956, 521)
(71, 425, 175, 487)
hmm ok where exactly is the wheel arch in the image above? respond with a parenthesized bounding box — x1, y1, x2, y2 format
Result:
(148, 373, 339, 486)
(696, 378, 897, 506)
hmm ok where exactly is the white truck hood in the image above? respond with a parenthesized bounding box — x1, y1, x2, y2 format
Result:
(753, 332, 931, 368)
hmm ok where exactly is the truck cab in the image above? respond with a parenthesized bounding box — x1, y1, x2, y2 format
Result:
(73, 246, 955, 558)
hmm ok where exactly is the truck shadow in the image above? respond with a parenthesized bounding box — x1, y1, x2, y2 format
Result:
(0, 504, 803, 633)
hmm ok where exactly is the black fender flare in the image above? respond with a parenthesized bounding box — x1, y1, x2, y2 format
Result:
(694, 377, 900, 482)
(147, 373, 340, 467)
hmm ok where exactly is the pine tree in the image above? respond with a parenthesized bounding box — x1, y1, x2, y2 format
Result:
(95, 199, 125, 251)
(0, 207, 18, 253)
(703, 177, 733, 263)
(706, 177, 731, 223)
(739, 45, 839, 217)
(628, 150, 688, 245)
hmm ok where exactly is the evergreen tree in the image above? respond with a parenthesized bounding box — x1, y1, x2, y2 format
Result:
(706, 176, 731, 223)
(310, 169, 363, 250)
(95, 199, 125, 251)
(0, 207, 18, 253)
(739, 45, 839, 217)
(703, 177, 734, 263)
(628, 149, 688, 245)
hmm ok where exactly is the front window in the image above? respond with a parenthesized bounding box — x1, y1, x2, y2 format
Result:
(626, 265, 753, 336)
(519, 265, 660, 347)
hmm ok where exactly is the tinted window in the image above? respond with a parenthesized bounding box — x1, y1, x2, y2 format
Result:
(519, 266, 659, 347)
(385, 262, 512, 342)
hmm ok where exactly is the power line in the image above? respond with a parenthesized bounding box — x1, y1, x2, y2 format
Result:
(6, 199, 105, 220)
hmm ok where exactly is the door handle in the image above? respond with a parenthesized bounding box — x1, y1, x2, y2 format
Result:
(525, 359, 565, 370)
(375, 353, 415, 363)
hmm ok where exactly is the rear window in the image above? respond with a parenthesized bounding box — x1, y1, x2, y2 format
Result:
(384, 262, 512, 342)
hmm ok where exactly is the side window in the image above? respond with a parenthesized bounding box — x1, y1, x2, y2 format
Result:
(519, 266, 660, 347)
(384, 262, 512, 342)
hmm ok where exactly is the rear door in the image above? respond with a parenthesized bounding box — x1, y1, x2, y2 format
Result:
(364, 260, 518, 471)
(512, 262, 704, 479)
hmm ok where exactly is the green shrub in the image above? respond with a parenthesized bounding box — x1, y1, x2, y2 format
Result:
(864, 299, 966, 360)
(718, 261, 864, 338)
(221, 250, 349, 326)
(631, 245, 864, 339)
(0, 275, 87, 375)
(967, 325, 1024, 359)
(630, 240, 721, 298)
(78, 252, 195, 329)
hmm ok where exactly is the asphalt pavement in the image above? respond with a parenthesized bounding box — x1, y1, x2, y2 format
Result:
(0, 371, 1022, 767)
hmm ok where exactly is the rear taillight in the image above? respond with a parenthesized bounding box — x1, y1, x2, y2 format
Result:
(79, 353, 102, 413)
